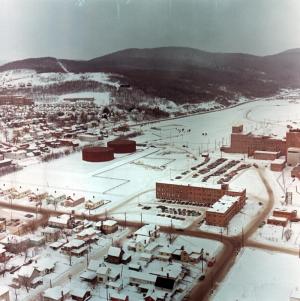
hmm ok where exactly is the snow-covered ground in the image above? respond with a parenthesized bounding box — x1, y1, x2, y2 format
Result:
(58, 91, 111, 106)
(212, 247, 300, 301)
(0, 69, 119, 89)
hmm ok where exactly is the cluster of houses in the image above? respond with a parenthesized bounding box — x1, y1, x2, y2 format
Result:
(0, 188, 106, 215)
(0, 101, 119, 168)
(0, 216, 211, 301)
(76, 224, 209, 301)
(0, 213, 119, 299)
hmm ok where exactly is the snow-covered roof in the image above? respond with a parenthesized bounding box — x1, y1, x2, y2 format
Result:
(271, 158, 286, 164)
(80, 270, 97, 281)
(268, 216, 288, 222)
(87, 259, 103, 272)
(63, 239, 85, 249)
(206, 195, 239, 214)
(134, 224, 159, 237)
(18, 265, 36, 278)
(96, 266, 109, 275)
(149, 262, 182, 279)
(136, 235, 150, 245)
(156, 179, 244, 192)
(77, 227, 97, 237)
(110, 292, 129, 300)
(0, 286, 9, 296)
(34, 259, 56, 272)
(273, 207, 296, 213)
(102, 219, 117, 227)
(43, 286, 70, 300)
(48, 214, 70, 225)
(70, 287, 90, 298)
(107, 246, 122, 257)
(159, 245, 177, 255)
(1, 235, 28, 244)
(49, 240, 66, 249)
(254, 150, 279, 155)
(129, 270, 157, 283)
(288, 147, 300, 153)
(42, 227, 60, 234)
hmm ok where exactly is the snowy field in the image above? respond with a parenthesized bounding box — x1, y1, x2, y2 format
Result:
(212, 247, 300, 301)
(0, 69, 119, 88)
(58, 91, 111, 106)
(2, 92, 300, 228)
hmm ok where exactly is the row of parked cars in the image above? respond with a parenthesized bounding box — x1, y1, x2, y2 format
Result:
(217, 163, 252, 184)
(159, 199, 205, 207)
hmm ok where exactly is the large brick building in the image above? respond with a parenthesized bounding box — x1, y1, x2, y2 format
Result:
(156, 180, 246, 226)
(0, 95, 33, 106)
(206, 195, 242, 227)
(221, 124, 300, 157)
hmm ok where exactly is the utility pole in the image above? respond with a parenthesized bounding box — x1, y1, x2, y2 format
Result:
(201, 248, 204, 273)
(169, 218, 173, 244)
(124, 212, 127, 228)
(241, 227, 244, 247)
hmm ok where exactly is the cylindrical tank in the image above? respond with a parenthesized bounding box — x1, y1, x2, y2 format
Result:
(107, 139, 136, 153)
(82, 146, 114, 162)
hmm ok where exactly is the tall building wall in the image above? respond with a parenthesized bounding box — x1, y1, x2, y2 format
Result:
(286, 130, 300, 150)
(223, 125, 287, 156)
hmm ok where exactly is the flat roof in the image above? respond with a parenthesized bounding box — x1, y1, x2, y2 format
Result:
(271, 158, 286, 164)
(156, 180, 244, 192)
(288, 147, 300, 153)
(268, 216, 288, 222)
(254, 150, 279, 155)
(206, 195, 239, 214)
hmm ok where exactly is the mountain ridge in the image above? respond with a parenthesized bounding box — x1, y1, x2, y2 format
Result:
(1, 47, 300, 103)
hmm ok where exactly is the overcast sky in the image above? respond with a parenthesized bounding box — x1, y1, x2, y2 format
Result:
(1, 0, 300, 61)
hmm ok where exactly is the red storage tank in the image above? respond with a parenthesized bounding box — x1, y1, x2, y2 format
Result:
(82, 146, 114, 162)
(107, 139, 136, 153)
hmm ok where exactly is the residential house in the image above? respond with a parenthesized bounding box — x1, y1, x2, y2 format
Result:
(135, 236, 150, 252)
(41, 227, 61, 242)
(96, 266, 110, 283)
(99, 220, 118, 234)
(106, 247, 124, 264)
(70, 288, 91, 301)
(15, 265, 41, 289)
(85, 199, 104, 210)
(61, 239, 87, 257)
(34, 259, 56, 276)
(48, 214, 73, 229)
(77, 228, 98, 244)
(0, 286, 10, 301)
(0, 235, 29, 253)
(0, 245, 6, 263)
(110, 292, 129, 301)
(134, 224, 160, 241)
(64, 196, 85, 207)
(129, 271, 157, 287)
(43, 286, 70, 301)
